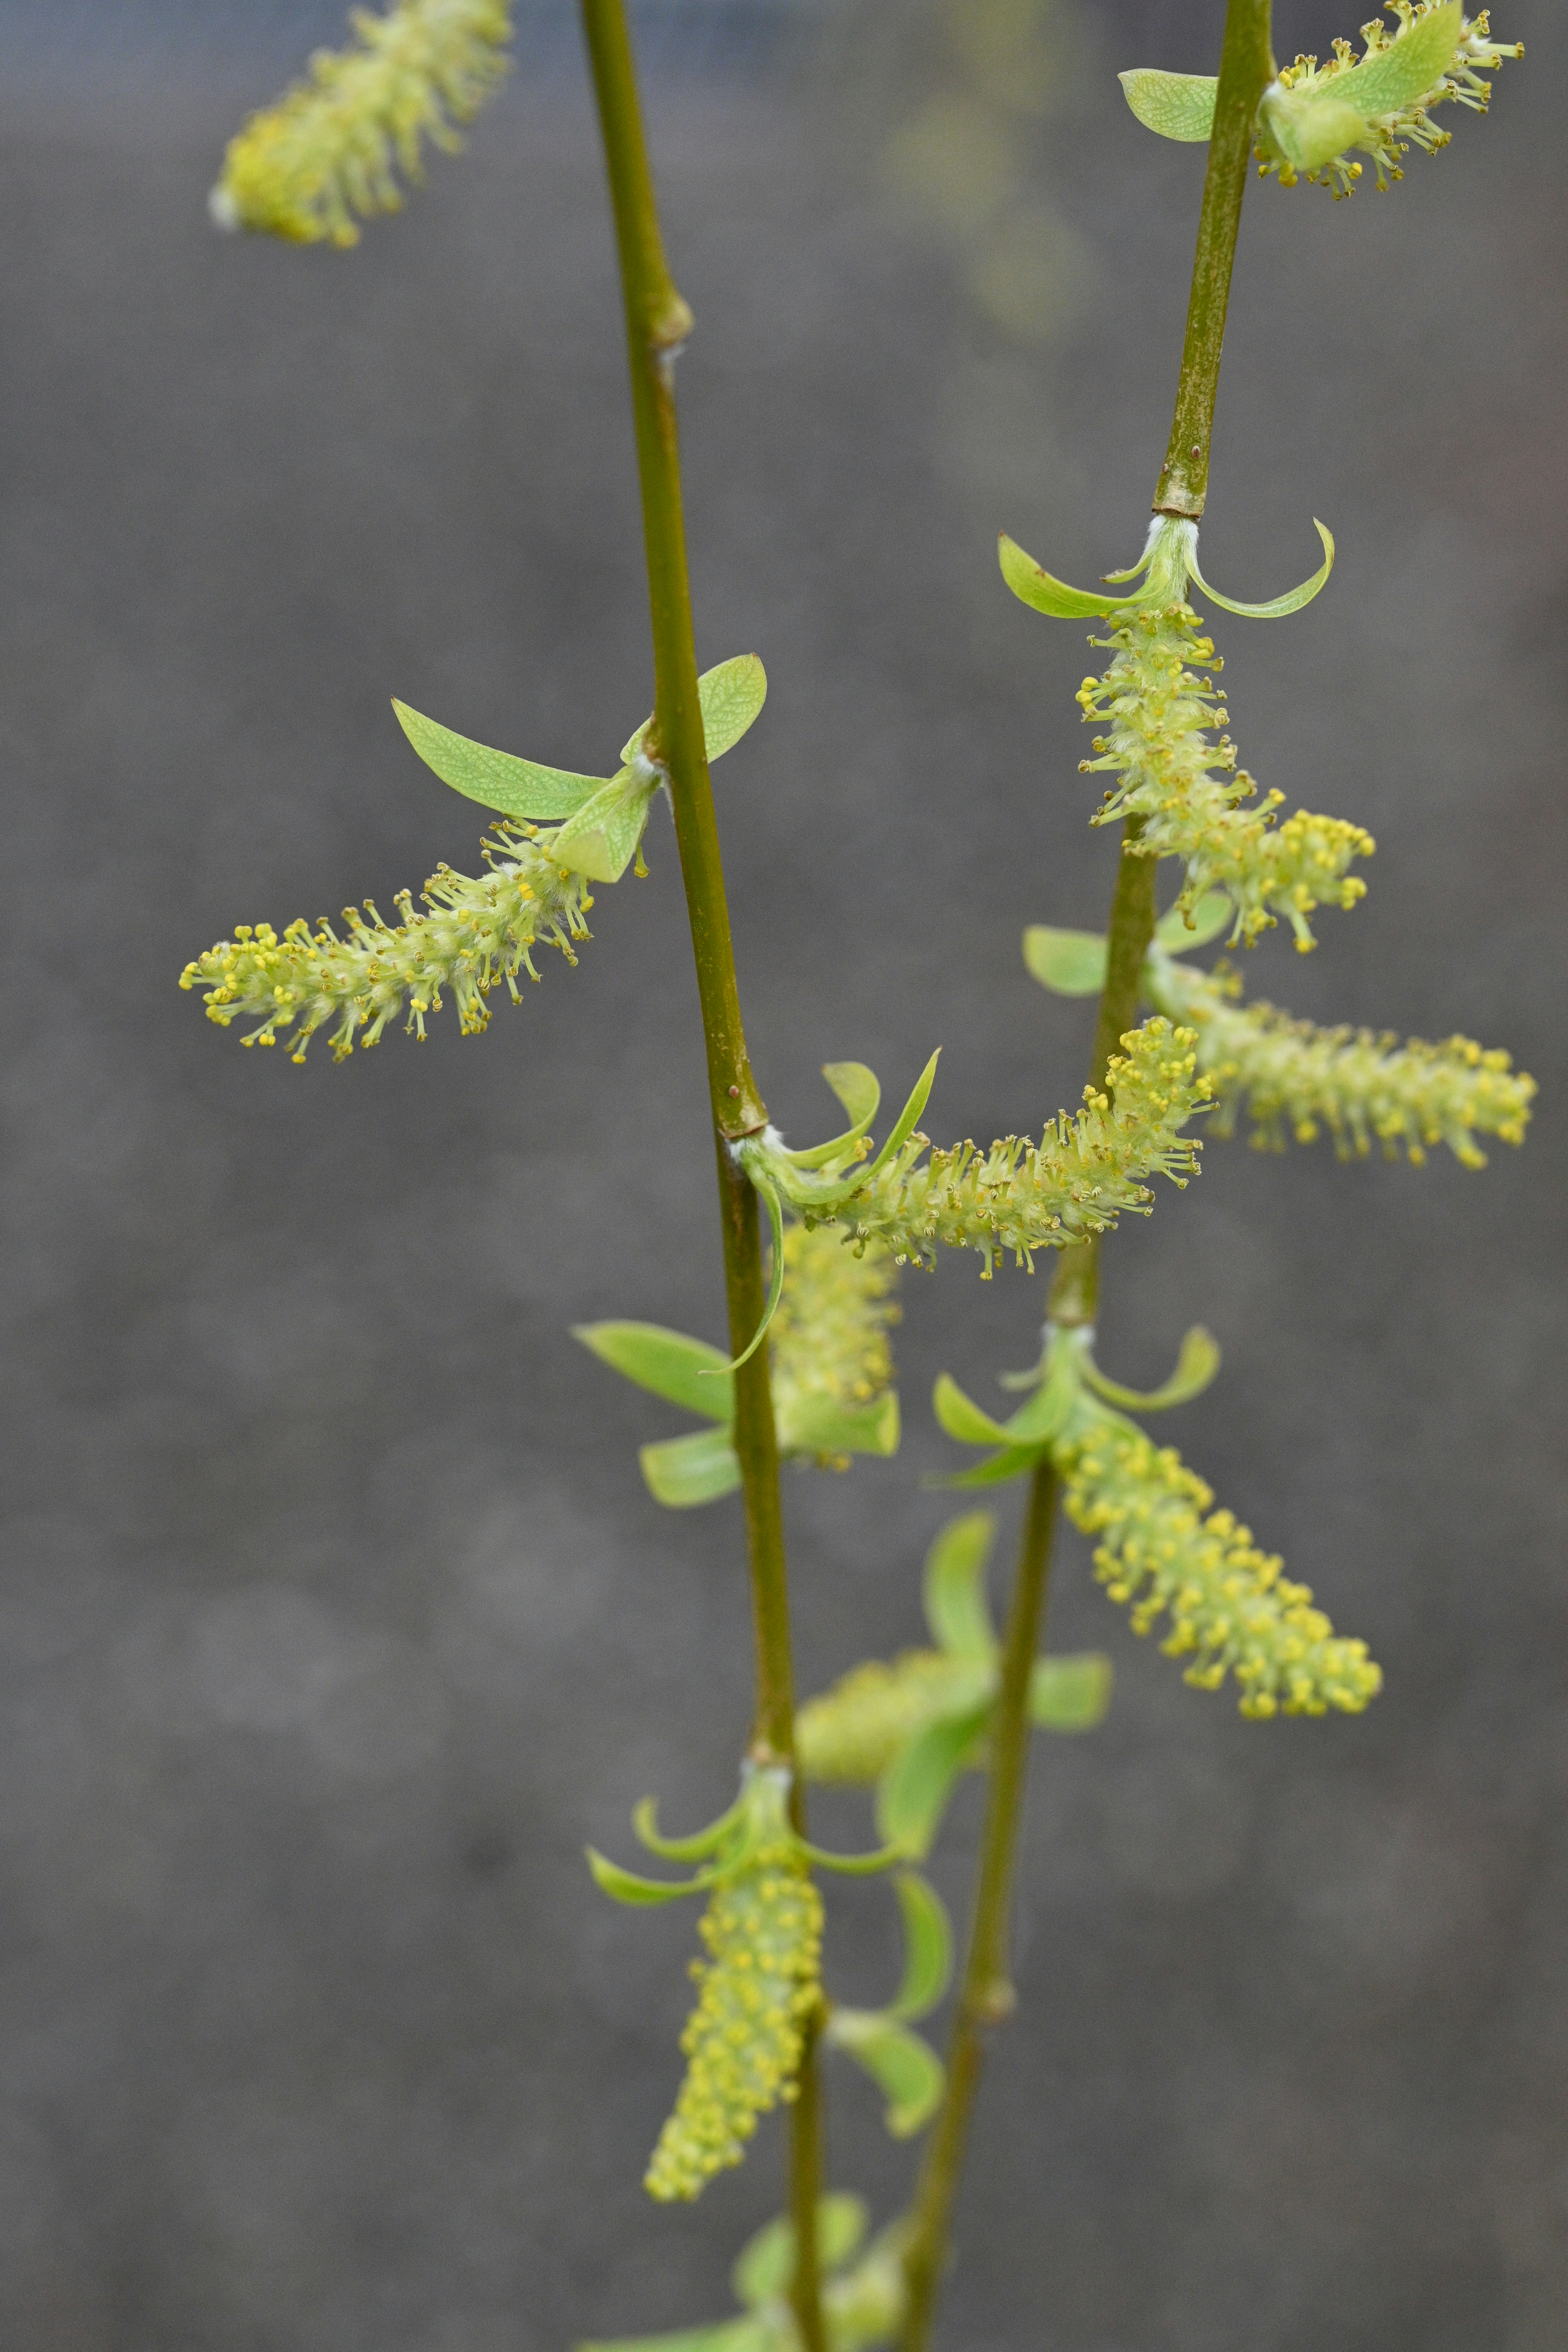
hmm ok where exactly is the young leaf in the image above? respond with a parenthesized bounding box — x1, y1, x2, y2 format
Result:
(781, 1062, 882, 1172)
(551, 770, 658, 885)
(887, 1869, 954, 2022)
(1029, 1652, 1114, 1734)
(719, 1178, 788, 1374)
(921, 1512, 998, 1662)
(931, 1374, 1013, 1450)
(1332, 0, 1462, 119)
(777, 1390, 901, 1461)
(824, 2011, 945, 2138)
(876, 1707, 988, 1858)
(1022, 925, 1108, 997)
(639, 1425, 743, 1509)
(632, 1792, 746, 1863)
(1082, 1324, 1221, 1412)
(586, 1848, 715, 1906)
(393, 699, 605, 820)
(999, 532, 1139, 621)
(731, 2194, 869, 2309)
(1187, 519, 1335, 620)
(1118, 67, 1217, 143)
(1154, 891, 1232, 952)
(1000, 1334, 1085, 1448)
(853, 1051, 942, 1191)
(619, 653, 768, 764)
(573, 1321, 734, 1423)
(935, 1445, 1041, 1491)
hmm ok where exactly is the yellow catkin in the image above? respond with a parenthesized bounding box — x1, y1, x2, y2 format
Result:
(212, 0, 513, 246)
(795, 1652, 985, 1785)
(770, 1225, 900, 1466)
(644, 1843, 824, 2204)
(1078, 604, 1373, 951)
(1260, 4, 1522, 196)
(780, 1019, 1209, 1276)
(1058, 1412, 1382, 1719)
(178, 822, 590, 1062)
(1151, 957, 1536, 1168)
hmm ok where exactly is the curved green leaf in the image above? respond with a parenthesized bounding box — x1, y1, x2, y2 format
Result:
(552, 769, 658, 884)
(1187, 519, 1335, 621)
(1154, 891, 1232, 952)
(1334, 0, 1461, 118)
(1118, 67, 1217, 142)
(639, 1425, 743, 1509)
(999, 532, 1139, 621)
(717, 1178, 788, 1374)
(586, 1846, 713, 1905)
(782, 1061, 883, 1173)
(1022, 924, 1108, 998)
(632, 1792, 744, 1862)
(931, 1373, 1012, 1450)
(573, 1321, 734, 1423)
(933, 1445, 1042, 1491)
(825, 2011, 944, 2138)
(1029, 1652, 1114, 1733)
(1000, 1333, 1085, 1447)
(921, 1511, 998, 1660)
(732, 2195, 868, 2310)
(1260, 87, 1368, 173)
(876, 1707, 988, 1858)
(1082, 1324, 1220, 1412)
(887, 1869, 954, 2022)
(393, 699, 605, 822)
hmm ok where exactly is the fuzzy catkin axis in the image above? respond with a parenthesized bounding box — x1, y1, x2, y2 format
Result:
(212, 0, 513, 246)
(1079, 602, 1373, 950)
(644, 1842, 824, 2203)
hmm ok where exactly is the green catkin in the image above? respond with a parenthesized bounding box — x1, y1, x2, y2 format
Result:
(644, 1842, 824, 2204)
(770, 1226, 900, 1465)
(1262, 4, 1522, 197)
(1058, 1409, 1382, 1719)
(211, 0, 513, 246)
(796, 1653, 983, 1786)
(1149, 956, 1536, 1167)
(1079, 604, 1374, 951)
(179, 822, 592, 1061)
(767, 1020, 1209, 1276)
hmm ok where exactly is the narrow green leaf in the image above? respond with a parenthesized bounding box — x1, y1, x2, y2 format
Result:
(579, 2322, 766, 2352)
(717, 1178, 787, 1374)
(825, 2012, 945, 2137)
(999, 532, 1139, 621)
(552, 769, 657, 884)
(887, 1869, 954, 2022)
(876, 1707, 988, 1858)
(777, 1390, 901, 1461)
(1022, 925, 1108, 997)
(585, 1847, 710, 1905)
(933, 1445, 1042, 1490)
(1000, 1334, 1085, 1447)
(1334, 0, 1461, 118)
(1082, 1324, 1221, 1413)
(1260, 87, 1369, 173)
(1029, 1652, 1114, 1733)
(573, 1321, 734, 1423)
(392, 698, 605, 821)
(932, 1373, 1012, 1450)
(921, 1512, 998, 1661)
(732, 2196, 868, 2310)
(632, 1792, 744, 1862)
(860, 1050, 941, 1185)
(1118, 67, 1217, 142)
(1154, 891, 1232, 951)
(618, 653, 769, 765)
(781, 1061, 884, 1174)
(639, 1426, 743, 1509)
(1187, 519, 1335, 621)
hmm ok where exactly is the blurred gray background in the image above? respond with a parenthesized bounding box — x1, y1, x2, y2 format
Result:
(0, 1, 1561, 2346)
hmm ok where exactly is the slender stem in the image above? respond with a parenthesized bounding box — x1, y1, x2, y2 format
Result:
(578, 11, 824, 2348)
(900, 1463, 1060, 2352)
(902, 13, 1272, 2340)
(1154, 0, 1273, 518)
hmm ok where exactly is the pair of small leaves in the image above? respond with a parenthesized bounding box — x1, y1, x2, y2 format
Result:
(1120, 2, 1466, 173)
(1000, 513, 1336, 627)
(393, 652, 767, 884)
(573, 1312, 899, 1511)
(1022, 889, 1233, 1000)
(824, 1871, 951, 2138)
(869, 1513, 1112, 1860)
(932, 1321, 1220, 1492)
(587, 1766, 901, 1910)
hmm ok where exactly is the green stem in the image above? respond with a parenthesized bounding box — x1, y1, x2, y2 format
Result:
(578, 11, 823, 2346)
(1154, 0, 1274, 518)
(902, 13, 1271, 2340)
(899, 1462, 1060, 2352)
